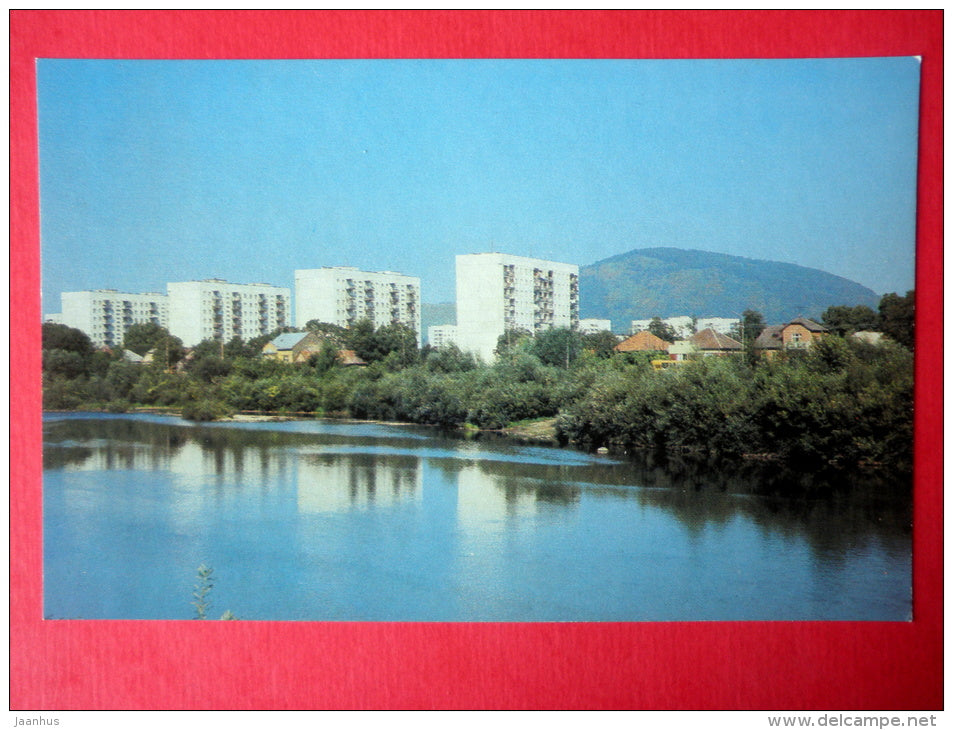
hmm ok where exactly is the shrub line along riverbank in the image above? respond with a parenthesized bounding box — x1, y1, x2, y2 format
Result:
(42, 320, 914, 474)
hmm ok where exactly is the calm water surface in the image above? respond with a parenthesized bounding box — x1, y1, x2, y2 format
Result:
(42, 413, 912, 621)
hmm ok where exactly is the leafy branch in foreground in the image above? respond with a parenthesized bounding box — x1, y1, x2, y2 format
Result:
(192, 563, 238, 620)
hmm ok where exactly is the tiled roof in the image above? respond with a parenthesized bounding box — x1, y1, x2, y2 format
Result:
(753, 325, 784, 350)
(614, 330, 672, 352)
(269, 332, 309, 350)
(690, 328, 742, 351)
(786, 317, 828, 333)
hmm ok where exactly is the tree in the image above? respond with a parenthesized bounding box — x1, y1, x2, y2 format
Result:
(41, 323, 95, 378)
(344, 320, 418, 365)
(878, 290, 914, 349)
(123, 323, 185, 366)
(494, 328, 533, 359)
(647, 317, 677, 343)
(307, 341, 341, 375)
(424, 343, 478, 373)
(304, 320, 347, 347)
(532, 327, 583, 368)
(821, 304, 879, 337)
(730, 309, 767, 351)
(580, 330, 621, 358)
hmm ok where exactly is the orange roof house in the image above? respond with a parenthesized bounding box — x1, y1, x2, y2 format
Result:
(689, 328, 743, 355)
(614, 330, 672, 353)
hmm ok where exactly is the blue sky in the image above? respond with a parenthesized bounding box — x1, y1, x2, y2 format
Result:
(38, 57, 920, 310)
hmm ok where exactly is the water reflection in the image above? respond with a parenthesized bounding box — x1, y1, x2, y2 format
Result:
(43, 413, 910, 561)
(42, 413, 911, 620)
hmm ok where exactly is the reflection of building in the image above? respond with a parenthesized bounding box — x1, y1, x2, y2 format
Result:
(455, 463, 537, 525)
(59, 289, 169, 348)
(456, 253, 579, 362)
(296, 455, 422, 514)
(167, 279, 290, 347)
(294, 267, 421, 344)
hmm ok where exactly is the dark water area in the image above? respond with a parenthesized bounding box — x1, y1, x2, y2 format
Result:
(42, 412, 912, 621)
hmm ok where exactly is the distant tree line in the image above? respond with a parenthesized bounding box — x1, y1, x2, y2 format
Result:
(41, 291, 915, 472)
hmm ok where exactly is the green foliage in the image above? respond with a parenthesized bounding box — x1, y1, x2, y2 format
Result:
(192, 564, 237, 620)
(494, 328, 533, 359)
(580, 329, 620, 358)
(557, 336, 913, 469)
(304, 320, 347, 346)
(181, 398, 232, 422)
(821, 304, 880, 336)
(647, 317, 677, 343)
(192, 564, 214, 619)
(42, 348, 90, 379)
(122, 323, 185, 367)
(878, 290, 915, 349)
(424, 343, 478, 373)
(189, 355, 233, 383)
(42, 322, 94, 356)
(344, 320, 419, 365)
(41, 308, 913, 472)
(307, 341, 341, 375)
(531, 327, 584, 368)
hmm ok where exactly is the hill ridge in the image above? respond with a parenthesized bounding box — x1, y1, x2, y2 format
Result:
(578, 247, 880, 327)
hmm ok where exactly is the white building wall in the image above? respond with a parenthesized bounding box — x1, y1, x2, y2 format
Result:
(456, 253, 579, 363)
(695, 317, 740, 335)
(631, 316, 694, 338)
(166, 279, 290, 347)
(578, 318, 612, 335)
(59, 290, 169, 348)
(428, 325, 458, 348)
(294, 267, 421, 345)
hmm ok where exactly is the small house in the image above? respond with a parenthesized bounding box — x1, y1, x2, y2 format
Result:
(689, 328, 743, 356)
(782, 318, 828, 349)
(614, 330, 672, 353)
(262, 331, 324, 363)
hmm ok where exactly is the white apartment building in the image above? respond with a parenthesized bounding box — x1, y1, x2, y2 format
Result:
(59, 290, 169, 348)
(631, 316, 695, 338)
(166, 279, 290, 347)
(630, 316, 740, 338)
(294, 267, 421, 344)
(427, 325, 458, 349)
(578, 318, 612, 335)
(695, 317, 740, 335)
(456, 253, 579, 362)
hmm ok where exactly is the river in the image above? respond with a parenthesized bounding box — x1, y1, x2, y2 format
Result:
(42, 412, 912, 621)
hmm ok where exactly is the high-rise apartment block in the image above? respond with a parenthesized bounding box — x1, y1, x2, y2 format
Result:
(166, 279, 290, 347)
(455, 253, 579, 362)
(59, 290, 169, 348)
(578, 318, 613, 335)
(294, 267, 421, 343)
(427, 325, 458, 349)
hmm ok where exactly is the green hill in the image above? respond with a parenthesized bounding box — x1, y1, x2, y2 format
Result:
(579, 247, 881, 328)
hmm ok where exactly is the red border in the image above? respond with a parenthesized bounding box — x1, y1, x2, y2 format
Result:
(10, 10, 942, 710)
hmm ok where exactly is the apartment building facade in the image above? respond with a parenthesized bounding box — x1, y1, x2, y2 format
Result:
(455, 253, 579, 362)
(294, 267, 421, 344)
(427, 325, 458, 349)
(166, 279, 290, 347)
(59, 290, 169, 348)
